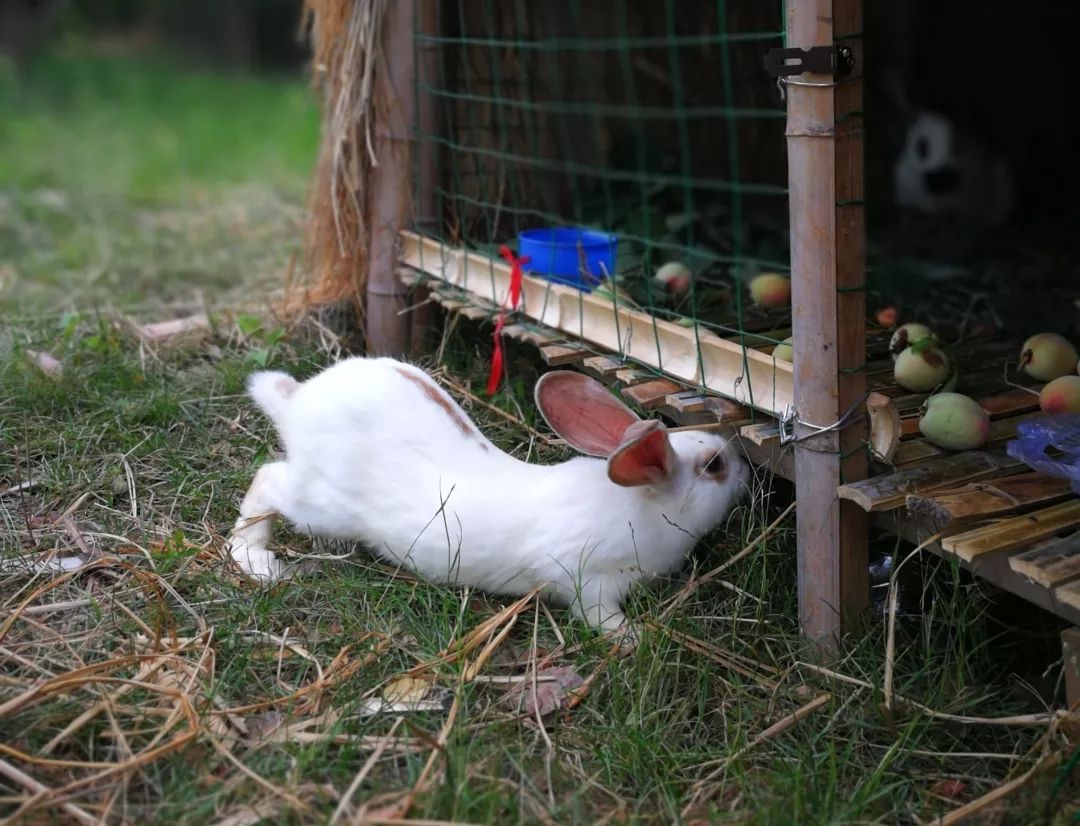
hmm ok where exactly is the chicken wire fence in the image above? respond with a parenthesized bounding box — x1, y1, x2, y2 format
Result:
(406, 0, 794, 415)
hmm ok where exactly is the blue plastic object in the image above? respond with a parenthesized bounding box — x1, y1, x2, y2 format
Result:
(1005, 414, 1080, 495)
(517, 228, 617, 291)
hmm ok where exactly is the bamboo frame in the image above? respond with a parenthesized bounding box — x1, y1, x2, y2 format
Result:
(399, 230, 794, 415)
(366, 0, 421, 355)
(786, 0, 869, 647)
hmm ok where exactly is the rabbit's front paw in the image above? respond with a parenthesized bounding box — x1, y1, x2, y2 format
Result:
(226, 536, 284, 581)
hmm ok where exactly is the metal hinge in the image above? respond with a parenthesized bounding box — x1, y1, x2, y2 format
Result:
(764, 45, 855, 79)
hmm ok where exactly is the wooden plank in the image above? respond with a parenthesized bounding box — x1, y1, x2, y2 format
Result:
(365, 0, 418, 354)
(891, 386, 1040, 419)
(889, 439, 943, 466)
(876, 511, 1080, 627)
(978, 387, 1042, 418)
(666, 392, 710, 415)
(581, 355, 622, 379)
(539, 343, 589, 367)
(900, 409, 1041, 442)
(1055, 583, 1080, 615)
(703, 396, 754, 422)
(906, 473, 1074, 533)
(838, 450, 1025, 512)
(614, 368, 655, 387)
(739, 422, 780, 447)
(621, 378, 685, 411)
(787, 0, 868, 645)
(940, 501, 1080, 562)
(458, 305, 490, 322)
(503, 325, 559, 347)
(1009, 532, 1080, 588)
(734, 435, 795, 482)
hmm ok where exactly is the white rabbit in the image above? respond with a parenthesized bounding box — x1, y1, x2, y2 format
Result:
(225, 357, 748, 630)
(893, 110, 1013, 228)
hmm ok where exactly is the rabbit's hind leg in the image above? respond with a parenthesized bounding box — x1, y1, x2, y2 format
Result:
(225, 462, 289, 581)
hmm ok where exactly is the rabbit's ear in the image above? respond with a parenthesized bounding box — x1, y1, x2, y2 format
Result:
(607, 420, 675, 487)
(535, 370, 639, 457)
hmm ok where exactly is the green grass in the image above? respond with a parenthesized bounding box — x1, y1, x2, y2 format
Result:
(1, 44, 1078, 826)
(0, 46, 320, 200)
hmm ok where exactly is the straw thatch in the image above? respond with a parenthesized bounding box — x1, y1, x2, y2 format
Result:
(295, 0, 390, 318)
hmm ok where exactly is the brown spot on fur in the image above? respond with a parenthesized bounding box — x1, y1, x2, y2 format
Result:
(395, 367, 488, 449)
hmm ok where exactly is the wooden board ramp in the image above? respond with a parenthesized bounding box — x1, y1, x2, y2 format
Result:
(399, 245, 1080, 629)
(905, 473, 1074, 533)
(1009, 533, 1080, 589)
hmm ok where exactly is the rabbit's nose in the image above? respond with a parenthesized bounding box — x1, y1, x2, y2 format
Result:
(925, 166, 962, 195)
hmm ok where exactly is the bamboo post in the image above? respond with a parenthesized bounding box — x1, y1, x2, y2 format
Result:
(365, 0, 420, 355)
(407, 0, 440, 355)
(785, 0, 869, 647)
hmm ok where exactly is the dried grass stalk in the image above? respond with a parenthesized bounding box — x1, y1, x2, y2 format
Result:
(293, 0, 392, 318)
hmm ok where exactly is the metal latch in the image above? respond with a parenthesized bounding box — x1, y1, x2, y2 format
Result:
(763, 45, 855, 79)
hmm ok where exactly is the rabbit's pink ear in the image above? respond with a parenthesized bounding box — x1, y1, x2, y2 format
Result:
(535, 370, 640, 456)
(607, 420, 675, 487)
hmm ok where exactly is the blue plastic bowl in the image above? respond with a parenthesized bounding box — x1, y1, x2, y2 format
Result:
(517, 228, 618, 291)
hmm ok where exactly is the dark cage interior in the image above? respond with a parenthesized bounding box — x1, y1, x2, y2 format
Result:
(863, 1, 1080, 339)
(413, 0, 789, 335)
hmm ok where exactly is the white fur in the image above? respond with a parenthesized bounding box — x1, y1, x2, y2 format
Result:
(225, 357, 748, 630)
(893, 111, 1013, 228)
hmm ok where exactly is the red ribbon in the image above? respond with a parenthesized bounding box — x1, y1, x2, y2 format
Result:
(487, 245, 530, 395)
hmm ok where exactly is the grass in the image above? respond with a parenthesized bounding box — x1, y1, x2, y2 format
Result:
(2, 43, 1079, 825)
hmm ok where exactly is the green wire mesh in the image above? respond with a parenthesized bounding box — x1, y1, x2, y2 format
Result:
(409, 0, 792, 409)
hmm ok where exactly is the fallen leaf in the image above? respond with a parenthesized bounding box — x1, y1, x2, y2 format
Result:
(499, 666, 584, 717)
(357, 678, 451, 717)
(383, 676, 430, 705)
(929, 778, 968, 800)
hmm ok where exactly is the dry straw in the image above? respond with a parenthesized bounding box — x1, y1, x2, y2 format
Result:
(294, 0, 393, 316)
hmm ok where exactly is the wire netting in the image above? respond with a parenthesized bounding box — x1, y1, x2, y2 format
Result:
(409, 0, 792, 411)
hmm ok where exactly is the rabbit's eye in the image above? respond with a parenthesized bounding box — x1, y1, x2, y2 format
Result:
(703, 452, 727, 478)
(916, 136, 930, 160)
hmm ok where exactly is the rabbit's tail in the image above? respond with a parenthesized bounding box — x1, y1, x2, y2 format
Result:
(248, 371, 299, 428)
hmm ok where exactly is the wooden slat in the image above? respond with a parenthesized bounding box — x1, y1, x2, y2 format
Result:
(887, 439, 944, 467)
(458, 305, 490, 322)
(621, 378, 684, 410)
(581, 355, 622, 379)
(787, 0, 868, 645)
(739, 422, 781, 447)
(891, 386, 1041, 419)
(501, 324, 559, 347)
(905, 473, 1074, 533)
(702, 396, 754, 422)
(900, 409, 1042, 441)
(838, 450, 1024, 512)
(539, 343, 589, 366)
(878, 510, 1080, 627)
(1009, 532, 1080, 588)
(940, 501, 1080, 562)
(614, 368, 655, 387)
(1054, 584, 1080, 620)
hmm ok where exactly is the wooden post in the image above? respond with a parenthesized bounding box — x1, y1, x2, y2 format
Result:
(365, 0, 420, 356)
(407, 0, 440, 355)
(786, 0, 869, 647)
